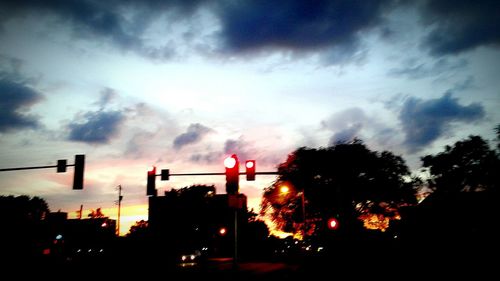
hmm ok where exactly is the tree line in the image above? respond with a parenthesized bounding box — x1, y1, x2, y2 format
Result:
(261, 125, 500, 237)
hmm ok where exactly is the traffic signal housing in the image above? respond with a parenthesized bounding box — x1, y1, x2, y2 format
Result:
(224, 154, 239, 194)
(73, 155, 85, 190)
(57, 159, 67, 173)
(245, 160, 255, 181)
(161, 169, 170, 181)
(147, 166, 156, 196)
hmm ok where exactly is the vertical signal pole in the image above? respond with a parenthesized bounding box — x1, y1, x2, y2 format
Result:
(117, 185, 123, 236)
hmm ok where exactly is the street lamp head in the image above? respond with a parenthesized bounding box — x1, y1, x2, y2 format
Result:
(280, 185, 289, 194)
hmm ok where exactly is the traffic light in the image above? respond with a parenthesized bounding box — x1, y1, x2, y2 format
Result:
(57, 159, 67, 173)
(147, 166, 156, 196)
(73, 154, 85, 190)
(161, 169, 170, 181)
(224, 154, 239, 194)
(245, 160, 255, 181)
(327, 217, 339, 230)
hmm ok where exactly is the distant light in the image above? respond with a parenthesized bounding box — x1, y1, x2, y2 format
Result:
(190, 255, 196, 260)
(219, 227, 227, 235)
(101, 222, 107, 227)
(181, 255, 187, 261)
(328, 218, 339, 230)
(317, 247, 324, 252)
(245, 161, 254, 169)
(55, 234, 63, 240)
(88, 249, 92, 253)
(43, 248, 50, 255)
(224, 157, 236, 168)
(280, 186, 289, 194)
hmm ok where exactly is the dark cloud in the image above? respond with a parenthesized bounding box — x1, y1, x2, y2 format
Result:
(322, 108, 367, 145)
(387, 58, 467, 79)
(0, 0, 209, 59)
(419, 0, 500, 56)
(173, 123, 212, 149)
(330, 123, 363, 144)
(1, 0, 401, 63)
(216, 0, 392, 60)
(95, 87, 117, 108)
(0, 77, 42, 133)
(190, 151, 221, 163)
(224, 138, 252, 162)
(399, 92, 485, 152)
(68, 110, 125, 144)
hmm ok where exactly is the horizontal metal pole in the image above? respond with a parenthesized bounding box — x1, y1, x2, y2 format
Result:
(0, 164, 74, 172)
(156, 171, 279, 177)
(167, 172, 225, 176)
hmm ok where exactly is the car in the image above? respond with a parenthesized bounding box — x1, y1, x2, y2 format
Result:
(178, 250, 202, 267)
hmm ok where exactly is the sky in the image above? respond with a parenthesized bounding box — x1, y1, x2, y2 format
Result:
(0, 0, 499, 235)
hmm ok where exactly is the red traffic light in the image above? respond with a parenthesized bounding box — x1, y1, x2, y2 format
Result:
(327, 218, 339, 230)
(224, 154, 239, 194)
(245, 161, 254, 169)
(224, 156, 237, 168)
(148, 166, 156, 174)
(147, 166, 156, 196)
(245, 160, 255, 181)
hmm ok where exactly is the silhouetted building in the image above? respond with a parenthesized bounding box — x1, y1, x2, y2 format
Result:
(41, 215, 116, 260)
(148, 186, 247, 257)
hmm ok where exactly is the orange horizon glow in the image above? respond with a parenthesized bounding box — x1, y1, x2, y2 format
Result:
(68, 204, 148, 236)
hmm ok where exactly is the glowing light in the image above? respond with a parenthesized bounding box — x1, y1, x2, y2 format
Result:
(245, 161, 254, 169)
(224, 157, 236, 168)
(219, 227, 227, 235)
(327, 218, 339, 230)
(280, 185, 289, 194)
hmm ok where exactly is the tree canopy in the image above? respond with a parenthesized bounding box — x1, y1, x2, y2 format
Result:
(0, 195, 50, 222)
(261, 140, 418, 235)
(422, 135, 500, 194)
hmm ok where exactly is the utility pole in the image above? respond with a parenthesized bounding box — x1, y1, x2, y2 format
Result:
(301, 190, 306, 237)
(117, 185, 123, 236)
(78, 204, 83, 219)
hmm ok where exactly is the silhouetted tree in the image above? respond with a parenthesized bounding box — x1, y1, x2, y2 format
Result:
(0, 195, 50, 260)
(262, 140, 418, 236)
(496, 124, 500, 151)
(0, 195, 50, 221)
(88, 207, 105, 218)
(127, 220, 149, 238)
(422, 135, 500, 194)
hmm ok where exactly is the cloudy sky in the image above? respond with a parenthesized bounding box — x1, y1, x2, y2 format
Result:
(1, 0, 499, 234)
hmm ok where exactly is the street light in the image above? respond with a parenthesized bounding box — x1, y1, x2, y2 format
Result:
(279, 184, 306, 237)
(280, 185, 289, 194)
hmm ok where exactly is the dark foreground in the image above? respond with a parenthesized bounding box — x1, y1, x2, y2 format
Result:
(3, 238, 496, 280)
